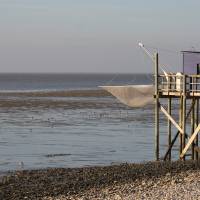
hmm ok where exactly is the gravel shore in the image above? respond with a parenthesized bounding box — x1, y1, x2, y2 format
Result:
(1, 160, 200, 200)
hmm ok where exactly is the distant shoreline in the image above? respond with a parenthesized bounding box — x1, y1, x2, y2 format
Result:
(1, 160, 200, 200)
(0, 72, 153, 75)
(0, 89, 115, 109)
(0, 88, 110, 97)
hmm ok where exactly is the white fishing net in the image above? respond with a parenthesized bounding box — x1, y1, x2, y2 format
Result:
(100, 85, 154, 108)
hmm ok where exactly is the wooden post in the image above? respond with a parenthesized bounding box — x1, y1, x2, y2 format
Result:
(195, 99, 199, 160)
(195, 64, 199, 160)
(179, 96, 183, 158)
(154, 52, 159, 161)
(182, 75, 186, 161)
(168, 97, 172, 160)
(191, 99, 195, 160)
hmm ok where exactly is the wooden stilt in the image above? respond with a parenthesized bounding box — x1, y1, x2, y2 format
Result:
(168, 97, 172, 160)
(154, 52, 159, 161)
(179, 96, 183, 159)
(191, 99, 195, 160)
(182, 75, 186, 161)
(195, 99, 199, 160)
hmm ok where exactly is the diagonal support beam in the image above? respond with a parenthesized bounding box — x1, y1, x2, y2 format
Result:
(180, 123, 200, 158)
(164, 132, 179, 160)
(160, 105, 183, 134)
(163, 101, 195, 161)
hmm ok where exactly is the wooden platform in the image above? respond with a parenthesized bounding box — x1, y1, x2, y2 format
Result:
(159, 91, 200, 98)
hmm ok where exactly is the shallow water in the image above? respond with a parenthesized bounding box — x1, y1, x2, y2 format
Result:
(0, 73, 180, 171)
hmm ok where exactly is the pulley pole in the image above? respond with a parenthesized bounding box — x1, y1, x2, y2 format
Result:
(182, 75, 186, 161)
(154, 52, 159, 161)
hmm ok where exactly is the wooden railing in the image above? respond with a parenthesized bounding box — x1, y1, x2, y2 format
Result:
(158, 74, 200, 93)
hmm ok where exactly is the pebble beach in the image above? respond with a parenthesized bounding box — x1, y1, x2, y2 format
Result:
(1, 160, 200, 200)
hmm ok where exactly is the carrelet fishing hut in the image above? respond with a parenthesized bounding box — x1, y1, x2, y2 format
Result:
(101, 44, 200, 162)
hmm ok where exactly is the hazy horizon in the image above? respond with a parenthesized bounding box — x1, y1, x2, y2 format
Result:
(0, 0, 199, 73)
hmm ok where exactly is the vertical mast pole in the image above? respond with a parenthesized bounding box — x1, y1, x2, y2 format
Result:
(155, 52, 159, 161)
(182, 75, 186, 160)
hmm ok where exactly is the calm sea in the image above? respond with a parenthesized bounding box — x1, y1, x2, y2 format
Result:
(0, 73, 152, 91)
(0, 73, 172, 172)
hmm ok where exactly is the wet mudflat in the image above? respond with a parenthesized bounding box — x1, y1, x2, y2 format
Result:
(0, 89, 157, 171)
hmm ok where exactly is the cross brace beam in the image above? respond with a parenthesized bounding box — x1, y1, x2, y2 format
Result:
(163, 101, 195, 160)
(180, 123, 200, 158)
(160, 104, 183, 134)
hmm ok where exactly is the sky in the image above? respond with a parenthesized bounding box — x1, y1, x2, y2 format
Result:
(0, 0, 200, 73)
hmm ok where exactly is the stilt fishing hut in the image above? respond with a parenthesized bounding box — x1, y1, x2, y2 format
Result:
(101, 43, 200, 162)
(155, 51, 200, 161)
